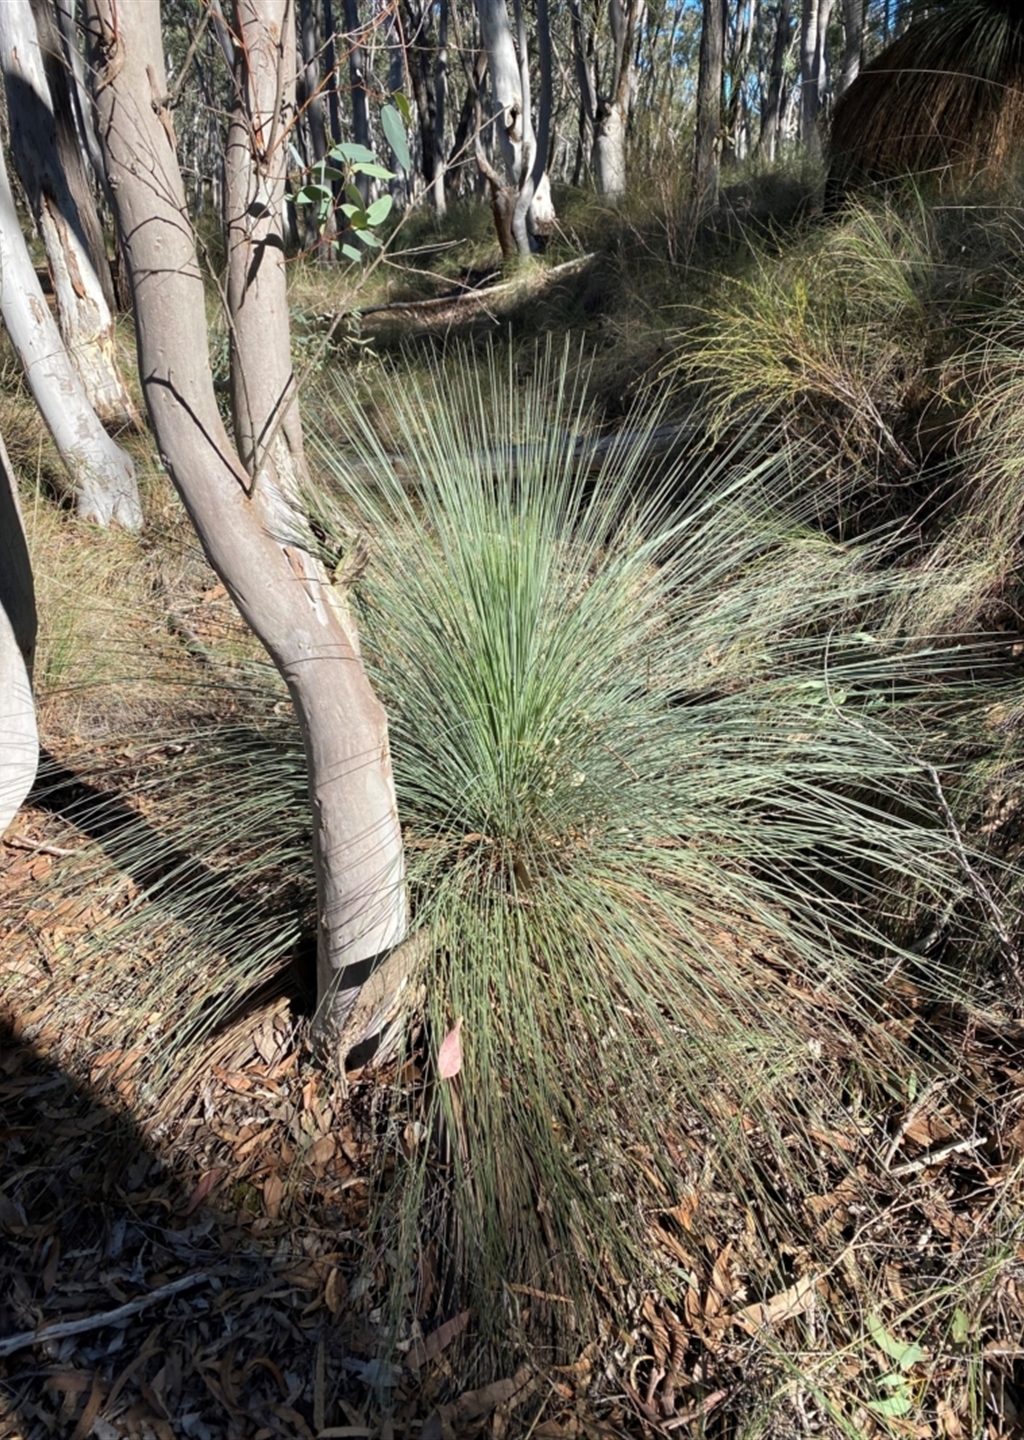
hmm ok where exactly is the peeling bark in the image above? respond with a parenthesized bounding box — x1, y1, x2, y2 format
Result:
(0, 137, 141, 528)
(0, 0, 139, 430)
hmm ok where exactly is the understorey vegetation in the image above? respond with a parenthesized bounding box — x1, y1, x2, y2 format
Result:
(4, 4, 1024, 1437)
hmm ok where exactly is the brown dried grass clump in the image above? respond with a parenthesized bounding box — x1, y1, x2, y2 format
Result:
(828, 0, 1024, 202)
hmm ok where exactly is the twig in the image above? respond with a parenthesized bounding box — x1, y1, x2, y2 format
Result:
(883, 1077, 945, 1169)
(0, 1273, 212, 1358)
(355, 253, 598, 318)
(888, 1133, 988, 1178)
(3, 835, 78, 858)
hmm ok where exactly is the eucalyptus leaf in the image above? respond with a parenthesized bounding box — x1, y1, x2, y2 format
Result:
(381, 103, 411, 171)
(366, 194, 394, 227)
(866, 1390, 913, 1418)
(329, 141, 377, 165)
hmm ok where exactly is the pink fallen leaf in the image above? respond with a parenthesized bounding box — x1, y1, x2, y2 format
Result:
(437, 1017, 464, 1080)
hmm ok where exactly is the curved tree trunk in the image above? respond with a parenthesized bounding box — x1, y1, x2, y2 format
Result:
(0, 0, 139, 430)
(0, 139, 142, 529)
(84, 0, 408, 1067)
(0, 435, 38, 837)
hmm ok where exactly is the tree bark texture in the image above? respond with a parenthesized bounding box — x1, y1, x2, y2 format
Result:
(799, 0, 834, 153)
(1, 0, 138, 430)
(694, 0, 726, 214)
(475, 0, 553, 256)
(30, 0, 116, 311)
(0, 136, 141, 528)
(83, 0, 408, 1064)
(837, 0, 864, 97)
(757, 0, 793, 160)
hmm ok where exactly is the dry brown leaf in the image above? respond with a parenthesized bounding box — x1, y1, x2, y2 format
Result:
(263, 1172, 284, 1221)
(436, 1367, 534, 1426)
(705, 1243, 735, 1319)
(70, 1372, 105, 1440)
(182, 1168, 224, 1217)
(406, 1308, 472, 1371)
(325, 1266, 346, 1315)
(308, 1134, 337, 1168)
(438, 1017, 464, 1080)
(937, 1399, 964, 1438)
(730, 1274, 819, 1336)
(651, 1221, 696, 1266)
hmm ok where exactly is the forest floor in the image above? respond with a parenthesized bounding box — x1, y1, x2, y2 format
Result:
(4, 185, 1024, 1439)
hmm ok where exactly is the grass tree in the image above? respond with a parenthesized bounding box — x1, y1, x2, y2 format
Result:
(82, 0, 408, 1066)
(827, 0, 1024, 202)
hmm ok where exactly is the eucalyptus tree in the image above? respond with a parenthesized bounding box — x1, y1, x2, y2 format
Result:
(569, 0, 643, 201)
(0, 136, 142, 529)
(757, 0, 795, 158)
(476, 0, 554, 257)
(0, 0, 138, 430)
(694, 0, 726, 212)
(799, 0, 834, 152)
(83, 0, 409, 1066)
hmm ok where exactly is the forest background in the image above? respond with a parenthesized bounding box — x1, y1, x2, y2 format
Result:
(4, 1, 1024, 1437)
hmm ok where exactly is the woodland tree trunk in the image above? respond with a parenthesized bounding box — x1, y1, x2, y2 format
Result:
(477, 0, 527, 254)
(799, 0, 834, 154)
(0, 138, 142, 528)
(694, 0, 726, 214)
(571, 0, 638, 203)
(343, 0, 371, 204)
(83, 0, 409, 1064)
(837, 0, 864, 97)
(0, 435, 38, 837)
(0, 0, 138, 430)
(29, 0, 115, 312)
(757, 0, 793, 160)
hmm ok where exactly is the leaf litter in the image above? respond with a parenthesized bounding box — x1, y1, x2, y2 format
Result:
(4, 784, 1024, 1438)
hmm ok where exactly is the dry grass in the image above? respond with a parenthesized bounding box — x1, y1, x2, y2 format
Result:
(828, 1, 1024, 202)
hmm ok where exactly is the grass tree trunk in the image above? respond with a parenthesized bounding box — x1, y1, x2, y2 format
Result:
(0, 434, 38, 837)
(0, 0, 138, 431)
(83, 0, 408, 1064)
(0, 139, 141, 529)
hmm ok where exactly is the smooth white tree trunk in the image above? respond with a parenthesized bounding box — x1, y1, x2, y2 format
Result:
(85, 0, 408, 1065)
(0, 140, 142, 529)
(0, 0, 138, 429)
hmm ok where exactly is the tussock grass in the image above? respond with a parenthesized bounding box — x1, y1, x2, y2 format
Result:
(670, 200, 936, 469)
